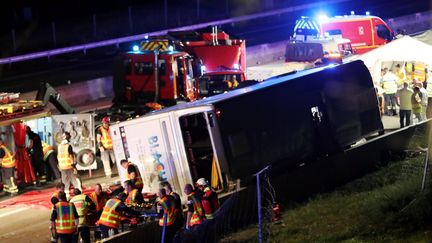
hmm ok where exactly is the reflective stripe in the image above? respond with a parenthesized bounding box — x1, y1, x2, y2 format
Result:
(55, 202, 76, 234)
(125, 189, 138, 206)
(99, 127, 113, 149)
(98, 199, 122, 228)
(42, 142, 54, 161)
(70, 194, 89, 226)
(158, 196, 176, 226)
(0, 145, 15, 168)
(188, 192, 205, 226)
(57, 144, 73, 170)
(89, 192, 106, 212)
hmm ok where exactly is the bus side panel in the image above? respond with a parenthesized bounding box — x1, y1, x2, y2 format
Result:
(110, 116, 180, 194)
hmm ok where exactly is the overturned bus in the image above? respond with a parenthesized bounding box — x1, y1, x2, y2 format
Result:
(110, 60, 383, 200)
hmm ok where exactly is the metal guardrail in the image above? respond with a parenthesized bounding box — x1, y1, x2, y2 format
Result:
(0, 0, 348, 65)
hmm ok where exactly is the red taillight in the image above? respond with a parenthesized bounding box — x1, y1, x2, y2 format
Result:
(215, 109, 221, 118)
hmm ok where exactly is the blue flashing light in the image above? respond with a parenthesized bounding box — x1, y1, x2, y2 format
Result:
(144, 35, 149, 40)
(233, 63, 239, 69)
(317, 14, 329, 22)
(366, 11, 370, 16)
(132, 45, 140, 52)
(350, 11, 355, 15)
(168, 45, 174, 52)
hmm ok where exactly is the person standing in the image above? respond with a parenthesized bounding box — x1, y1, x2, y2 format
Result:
(120, 159, 143, 191)
(412, 86, 424, 123)
(50, 191, 79, 243)
(426, 77, 432, 118)
(26, 126, 46, 184)
(88, 183, 109, 240)
(96, 117, 115, 178)
(418, 82, 428, 120)
(184, 184, 205, 230)
(0, 138, 18, 195)
(42, 141, 61, 182)
(157, 188, 180, 243)
(69, 189, 96, 243)
(163, 182, 183, 226)
(196, 178, 220, 220)
(396, 82, 413, 128)
(381, 68, 399, 116)
(58, 132, 82, 199)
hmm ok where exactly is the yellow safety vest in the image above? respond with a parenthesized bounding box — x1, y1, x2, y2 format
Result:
(158, 196, 176, 226)
(99, 126, 113, 150)
(126, 163, 143, 189)
(42, 142, 54, 161)
(70, 194, 89, 226)
(0, 144, 15, 168)
(54, 201, 77, 234)
(98, 199, 122, 228)
(57, 143, 74, 170)
(427, 82, 432, 98)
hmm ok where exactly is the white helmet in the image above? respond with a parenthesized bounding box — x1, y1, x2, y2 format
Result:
(196, 178, 208, 186)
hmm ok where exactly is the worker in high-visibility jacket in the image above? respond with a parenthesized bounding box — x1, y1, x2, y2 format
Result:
(96, 117, 115, 178)
(57, 132, 82, 199)
(70, 188, 96, 243)
(42, 141, 61, 182)
(120, 159, 143, 191)
(124, 180, 144, 206)
(0, 138, 18, 195)
(184, 184, 205, 230)
(163, 182, 183, 226)
(50, 191, 79, 243)
(380, 68, 399, 116)
(157, 188, 180, 243)
(97, 192, 141, 239)
(196, 178, 220, 220)
(88, 183, 109, 240)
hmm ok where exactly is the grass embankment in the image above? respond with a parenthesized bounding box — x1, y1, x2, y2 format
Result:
(222, 154, 432, 242)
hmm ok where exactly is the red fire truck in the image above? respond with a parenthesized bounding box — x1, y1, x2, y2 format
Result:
(113, 28, 246, 107)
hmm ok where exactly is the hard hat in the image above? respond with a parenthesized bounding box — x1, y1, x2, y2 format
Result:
(102, 117, 110, 124)
(196, 178, 208, 186)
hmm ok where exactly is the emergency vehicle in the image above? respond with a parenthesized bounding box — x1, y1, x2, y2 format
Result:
(113, 27, 247, 107)
(110, 60, 383, 201)
(293, 14, 394, 54)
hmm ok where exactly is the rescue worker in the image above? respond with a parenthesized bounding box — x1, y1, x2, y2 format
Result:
(184, 183, 205, 230)
(97, 192, 141, 239)
(96, 117, 115, 178)
(58, 132, 82, 199)
(70, 189, 96, 243)
(156, 188, 180, 243)
(381, 68, 398, 116)
(50, 191, 79, 243)
(26, 126, 46, 184)
(120, 159, 143, 191)
(412, 86, 424, 123)
(162, 182, 183, 225)
(395, 64, 406, 87)
(88, 183, 109, 240)
(124, 180, 144, 206)
(0, 138, 18, 195)
(196, 178, 220, 220)
(426, 76, 432, 119)
(395, 82, 413, 128)
(42, 141, 61, 182)
(51, 182, 66, 206)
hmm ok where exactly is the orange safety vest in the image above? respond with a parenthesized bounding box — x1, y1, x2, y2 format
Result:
(188, 192, 205, 227)
(54, 201, 77, 234)
(70, 194, 89, 226)
(57, 143, 74, 170)
(202, 186, 220, 219)
(89, 191, 107, 212)
(127, 163, 143, 189)
(125, 189, 139, 206)
(0, 144, 15, 168)
(99, 126, 113, 150)
(158, 196, 176, 227)
(42, 142, 54, 161)
(98, 199, 122, 228)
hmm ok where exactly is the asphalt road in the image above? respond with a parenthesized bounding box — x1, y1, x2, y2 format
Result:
(0, 207, 51, 242)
